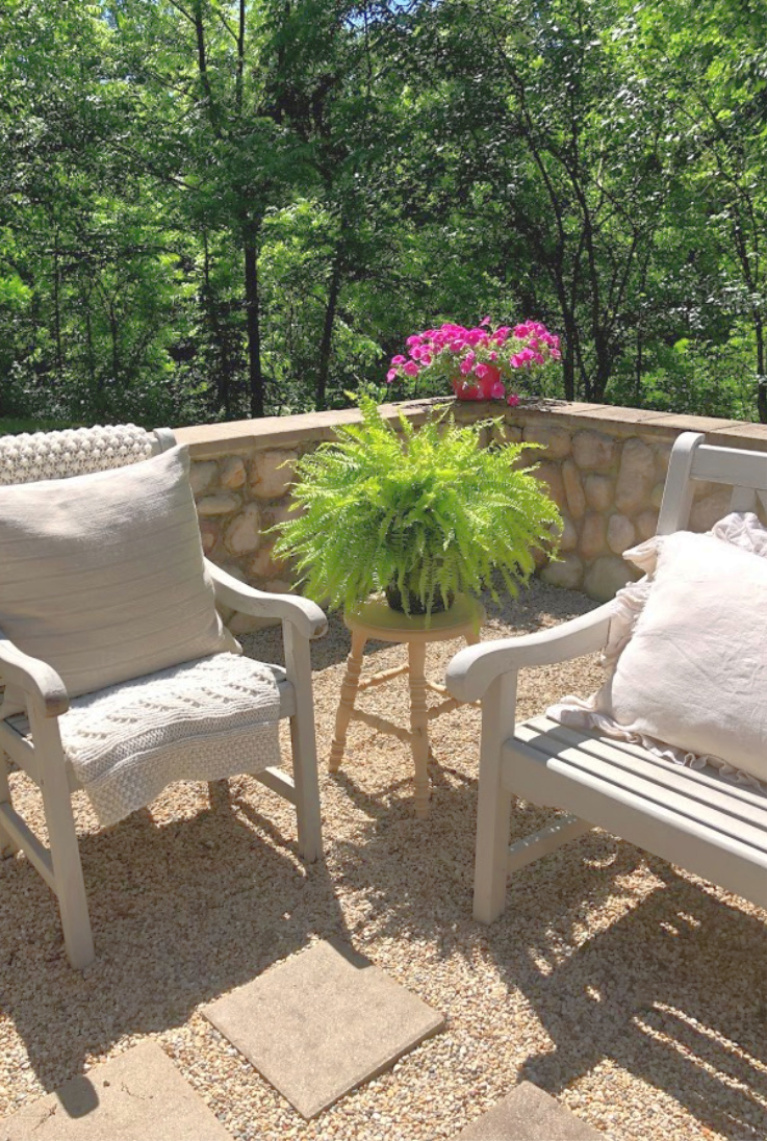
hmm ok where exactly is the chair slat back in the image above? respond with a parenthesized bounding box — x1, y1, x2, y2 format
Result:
(658, 431, 767, 534)
(0, 425, 176, 486)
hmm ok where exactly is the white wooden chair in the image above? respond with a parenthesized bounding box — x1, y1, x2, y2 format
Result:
(446, 431, 767, 923)
(0, 425, 325, 968)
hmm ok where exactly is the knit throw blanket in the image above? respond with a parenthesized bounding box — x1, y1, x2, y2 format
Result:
(58, 653, 282, 827)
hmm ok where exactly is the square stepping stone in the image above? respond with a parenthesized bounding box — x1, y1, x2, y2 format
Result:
(455, 1081, 603, 1140)
(0, 1042, 230, 1140)
(203, 937, 445, 1118)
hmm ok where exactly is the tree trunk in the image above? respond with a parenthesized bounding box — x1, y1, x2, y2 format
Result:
(316, 256, 341, 410)
(108, 302, 119, 389)
(560, 311, 580, 401)
(52, 237, 63, 379)
(85, 290, 96, 389)
(755, 314, 767, 424)
(244, 240, 264, 418)
(551, 272, 577, 401)
(202, 232, 232, 417)
(590, 332, 611, 403)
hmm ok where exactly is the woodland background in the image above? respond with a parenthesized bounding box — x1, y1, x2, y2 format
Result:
(1, 0, 766, 427)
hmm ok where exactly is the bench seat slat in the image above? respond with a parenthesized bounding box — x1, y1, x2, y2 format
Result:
(498, 725, 767, 911)
(507, 720, 767, 855)
(520, 716, 767, 828)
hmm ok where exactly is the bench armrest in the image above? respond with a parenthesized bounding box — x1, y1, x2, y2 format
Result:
(206, 560, 328, 640)
(445, 601, 615, 703)
(0, 635, 69, 718)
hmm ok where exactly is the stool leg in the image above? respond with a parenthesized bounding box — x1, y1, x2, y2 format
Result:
(408, 640, 430, 818)
(329, 630, 366, 772)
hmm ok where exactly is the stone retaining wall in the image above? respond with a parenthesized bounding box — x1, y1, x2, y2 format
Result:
(175, 401, 767, 623)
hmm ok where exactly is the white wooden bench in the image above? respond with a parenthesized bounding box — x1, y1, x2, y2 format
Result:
(446, 430, 767, 922)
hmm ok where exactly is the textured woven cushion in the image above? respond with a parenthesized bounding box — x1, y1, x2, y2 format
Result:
(0, 445, 236, 697)
(0, 424, 156, 485)
(58, 653, 282, 826)
(550, 513, 767, 786)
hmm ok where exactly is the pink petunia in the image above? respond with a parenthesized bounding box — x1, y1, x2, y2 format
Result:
(386, 369, 398, 383)
(403, 361, 420, 377)
(459, 357, 474, 375)
(511, 348, 535, 368)
(507, 393, 520, 407)
(491, 381, 506, 399)
(391, 355, 406, 365)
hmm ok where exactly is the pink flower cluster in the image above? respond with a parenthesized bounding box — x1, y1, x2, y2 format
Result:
(386, 318, 561, 403)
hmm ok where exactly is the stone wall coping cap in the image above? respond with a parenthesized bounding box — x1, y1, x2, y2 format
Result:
(706, 422, 767, 450)
(175, 399, 764, 459)
(174, 400, 437, 457)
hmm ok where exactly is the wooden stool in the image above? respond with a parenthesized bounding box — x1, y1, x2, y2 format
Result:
(329, 595, 484, 817)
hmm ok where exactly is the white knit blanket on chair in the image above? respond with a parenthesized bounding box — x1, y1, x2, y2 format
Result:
(58, 653, 282, 827)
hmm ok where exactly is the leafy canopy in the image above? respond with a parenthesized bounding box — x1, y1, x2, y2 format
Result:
(274, 397, 561, 614)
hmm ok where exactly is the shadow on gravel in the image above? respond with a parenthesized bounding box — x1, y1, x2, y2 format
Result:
(331, 767, 767, 1141)
(0, 781, 350, 1098)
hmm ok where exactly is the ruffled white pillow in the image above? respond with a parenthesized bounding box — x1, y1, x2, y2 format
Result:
(549, 513, 767, 788)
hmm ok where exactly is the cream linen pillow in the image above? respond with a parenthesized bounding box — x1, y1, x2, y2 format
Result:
(0, 445, 237, 697)
(549, 514, 767, 786)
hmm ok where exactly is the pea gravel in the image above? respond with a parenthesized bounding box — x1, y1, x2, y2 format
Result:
(1, 581, 767, 1141)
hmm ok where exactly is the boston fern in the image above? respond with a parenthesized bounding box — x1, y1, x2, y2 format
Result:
(273, 397, 561, 616)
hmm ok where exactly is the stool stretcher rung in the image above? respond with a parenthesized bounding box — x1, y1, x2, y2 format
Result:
(358, 664, 409, 690)
(352, 708, 412, 744)
(426, 679, 448, 695)
(426, 698, 462, 720)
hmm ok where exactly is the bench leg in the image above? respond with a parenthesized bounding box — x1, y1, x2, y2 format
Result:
(474, 673, 517, 924)
(0, 752, 19, 858)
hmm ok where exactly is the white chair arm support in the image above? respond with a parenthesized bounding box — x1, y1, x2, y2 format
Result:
(445, 601, 615, 703)
(0, 634, 69, 717)
(206, 560, 328, 640)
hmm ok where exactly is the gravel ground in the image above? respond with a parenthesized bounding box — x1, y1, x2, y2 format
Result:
(2, 580, 767, 1141)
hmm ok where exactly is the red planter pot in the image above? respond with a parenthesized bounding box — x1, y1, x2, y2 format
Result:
(451, 365, 503, 401)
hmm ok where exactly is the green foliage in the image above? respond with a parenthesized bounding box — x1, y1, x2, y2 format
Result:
(273, 397, 561, 614)
(2, 0, 767, 426)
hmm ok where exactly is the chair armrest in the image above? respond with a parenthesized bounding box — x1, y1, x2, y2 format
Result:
(206, 560, 328, 640)
(445, 601, 615, 703)
(0, 635, 69, 718)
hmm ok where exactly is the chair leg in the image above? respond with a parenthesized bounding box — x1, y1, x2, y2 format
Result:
(283, 622, 323, 863)
(473, 673, 517, 924)
(34, 717, 95, 968)
(0, 751, 19, 858)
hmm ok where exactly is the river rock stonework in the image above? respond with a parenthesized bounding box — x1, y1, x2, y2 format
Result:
(176, 402, 763, 611)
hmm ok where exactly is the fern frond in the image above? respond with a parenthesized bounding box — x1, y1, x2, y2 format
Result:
(272, 398, 561, 614)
